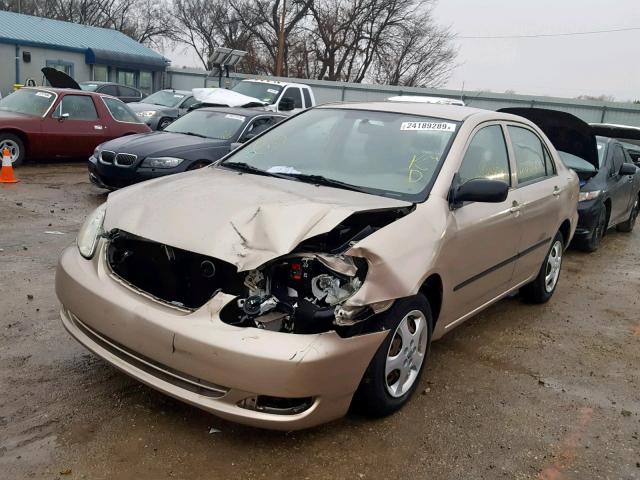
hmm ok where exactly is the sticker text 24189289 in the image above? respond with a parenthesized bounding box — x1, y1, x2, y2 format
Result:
(401, 122, 456, 132)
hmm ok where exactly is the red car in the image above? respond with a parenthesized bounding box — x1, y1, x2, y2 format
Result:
(0, 87, 150, 166)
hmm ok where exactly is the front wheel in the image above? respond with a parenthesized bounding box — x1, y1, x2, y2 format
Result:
(157, 118, 173, 130)
(353, 295, 433, 417)
(616, 196, 639, 233)
(0, 133, 25, 167)
(520, 232, 564, 304)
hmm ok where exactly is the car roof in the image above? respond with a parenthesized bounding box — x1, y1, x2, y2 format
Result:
(319, 101, 491, 122)
(22, 86, 100, 96)
(242, 79, 307, 89)
(194, 106, 287, 117)
(158, 89, 191, 95)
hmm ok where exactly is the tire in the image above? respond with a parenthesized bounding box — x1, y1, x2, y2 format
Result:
(0, 132, 25, 167)
(616, 195, 639, 233)
(579, 206, 607, 253)
(187, 160, 211, 171)
(353, 295, 433, 418)
(157, 118, 172, 130)
(520, 231, 564, 304)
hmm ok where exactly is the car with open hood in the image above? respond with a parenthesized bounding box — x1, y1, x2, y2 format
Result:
(500, 109, 640, 251)
(88, 107, 287, 189)
(127, 89, 196, 130)
(56, 102, 578, 430)
(0, 86, 150, 167)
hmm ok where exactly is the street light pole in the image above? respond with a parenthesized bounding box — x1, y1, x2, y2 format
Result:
(275, 0, 286, 77)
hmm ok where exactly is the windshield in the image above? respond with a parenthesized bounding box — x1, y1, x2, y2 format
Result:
(141, 90, 186, 107)
(164, 110, 246, 140)
(80, 83, 99, 92)
(0, 89, 56, 116)
(222, 108, 459, 201)
(596, 139, 607, 167)
(231, 82, 282, 104)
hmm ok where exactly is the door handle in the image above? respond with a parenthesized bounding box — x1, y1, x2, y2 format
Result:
(509, 201, 521, 214)
(552, 186, 561, 197)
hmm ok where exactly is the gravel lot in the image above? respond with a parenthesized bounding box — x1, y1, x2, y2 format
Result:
(1, 163, 639, 480)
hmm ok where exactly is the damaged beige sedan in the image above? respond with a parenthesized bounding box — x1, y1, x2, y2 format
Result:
(56, 102, 579, 430)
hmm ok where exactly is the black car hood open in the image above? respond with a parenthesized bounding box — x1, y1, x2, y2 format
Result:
(499, 107, 599, 170)
(41, 67, 81, 90)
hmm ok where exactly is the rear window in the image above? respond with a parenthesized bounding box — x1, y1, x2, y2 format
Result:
(103, 97, 141, 123)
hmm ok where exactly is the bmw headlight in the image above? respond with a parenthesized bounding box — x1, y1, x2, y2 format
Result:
(141, 157, 184, 168)
(578, 190, 601, 202)
(136, 110, 157, 118)
(77, 203, 106, 259)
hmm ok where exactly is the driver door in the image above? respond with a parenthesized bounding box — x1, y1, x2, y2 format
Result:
(608, 143, 634, 223)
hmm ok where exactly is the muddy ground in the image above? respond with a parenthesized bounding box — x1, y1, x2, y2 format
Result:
(0, 163, 639, 480)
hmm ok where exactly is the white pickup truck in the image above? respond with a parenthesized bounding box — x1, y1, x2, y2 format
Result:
(192, 79, 316, 114)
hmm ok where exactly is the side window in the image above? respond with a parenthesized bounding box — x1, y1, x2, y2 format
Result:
(103, 97, 140, 123)
(302, 88, 312, 108)
(611, 145, 625, 176)
(458, 125, 510, 185)
(180, 96, 198, 109)
(244, 117, 273, 138)
(543, 146, 556, 175)
(508, 126, 548, 184)
(283, 88, 303, 109)
(118, 86, 139, 98)
(100, 85, 118, 96)
(53, 95, 98, 120)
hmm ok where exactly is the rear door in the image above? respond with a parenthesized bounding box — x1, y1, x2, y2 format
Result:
(41, 94, 105, 157)
(506, 125, 561, 285)
(444, 123, 521, 320)
(607, 143, 634, 223)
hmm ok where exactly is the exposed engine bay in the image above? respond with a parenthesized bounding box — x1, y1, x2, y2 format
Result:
(105, 206, 413, 335)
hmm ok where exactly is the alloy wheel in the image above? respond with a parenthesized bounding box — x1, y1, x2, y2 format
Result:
(385, 310, 429, 398)
(544, 240, 563, 293)
(0, 139, 20, 164)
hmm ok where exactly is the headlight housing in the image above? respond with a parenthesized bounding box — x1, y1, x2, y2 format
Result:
(92, 145, 101, 158)
(77, 203, 106, 259)
(136, 110, 157, 118)
(141, 157, 184, 168)
(578, 190, 601, 202)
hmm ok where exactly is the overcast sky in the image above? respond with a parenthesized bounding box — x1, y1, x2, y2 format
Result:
(166, 0, 640, 101)
(434, 0, 640, 100)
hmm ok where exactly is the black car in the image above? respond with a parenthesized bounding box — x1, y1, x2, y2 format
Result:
(79, 82, 143, 103)
(88, 107, 287, 189)
(499, 108, 640, 252)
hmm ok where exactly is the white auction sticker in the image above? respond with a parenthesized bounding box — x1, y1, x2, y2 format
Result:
(35, 91, 52, 99)
(401, 121, 456, 132)
(267, 88, 279, 94)
(225, 114, 245, 121)
(173, 94, 185, 98)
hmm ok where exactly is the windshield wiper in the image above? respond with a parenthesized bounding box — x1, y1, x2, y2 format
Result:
(221, 162, 291, 179)
(284, 173, 369, 194)
(179, 131, 209, 139)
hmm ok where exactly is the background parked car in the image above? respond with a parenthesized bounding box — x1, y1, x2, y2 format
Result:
(0, 87, 150, 166)
(88, 107, 286, 189)
(79, 82, 143, 103)
(502, 109, 640, 251)
(127, 89, 197, 130)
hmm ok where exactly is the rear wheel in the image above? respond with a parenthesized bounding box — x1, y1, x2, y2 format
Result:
(0, 133, 25, 167)
(616, 196, 639, 233)
(353, 295, 433, 417)
(520, 231, 564, 304)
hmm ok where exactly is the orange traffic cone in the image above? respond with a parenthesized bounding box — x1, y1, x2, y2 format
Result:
(0, 147, 19, 184)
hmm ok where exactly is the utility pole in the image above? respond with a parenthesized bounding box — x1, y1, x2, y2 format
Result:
(275, 0, 286, 77)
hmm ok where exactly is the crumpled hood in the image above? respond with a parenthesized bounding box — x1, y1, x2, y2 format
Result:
(192, 88, 266, 107)
(104, 167, 410, 270)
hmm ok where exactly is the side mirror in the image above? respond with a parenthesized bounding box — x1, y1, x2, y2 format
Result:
(230, 142, 242, 151)
(57, 112, 70, 121)
(620, 163, 637, 176)
(278, 97, 295, 112)
(451, 178, 509, 208)
(239, 132, 255, 143)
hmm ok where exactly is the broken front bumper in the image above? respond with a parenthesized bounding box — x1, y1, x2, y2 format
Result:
(55, 243, 387, 430)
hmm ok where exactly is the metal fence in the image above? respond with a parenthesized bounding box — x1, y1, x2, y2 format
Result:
(165, 67, 640, 127)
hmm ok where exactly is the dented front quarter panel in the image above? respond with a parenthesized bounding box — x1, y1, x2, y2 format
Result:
(104, 167, 411, 271)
